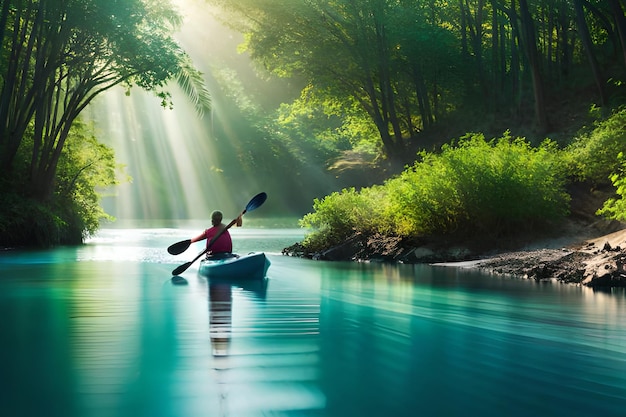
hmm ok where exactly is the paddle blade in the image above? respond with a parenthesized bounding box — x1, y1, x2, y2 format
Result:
(167, 239, 191, 255)
(172, 261, 193, 276)
(245, 192, 267, 212)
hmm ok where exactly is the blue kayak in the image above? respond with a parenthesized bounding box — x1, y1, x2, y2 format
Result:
(198, 252, 270, 280)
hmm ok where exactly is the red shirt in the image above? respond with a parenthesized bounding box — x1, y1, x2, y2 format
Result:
(201, 226, 232, 253)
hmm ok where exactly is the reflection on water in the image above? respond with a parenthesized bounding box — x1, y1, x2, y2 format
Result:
(201, 278, 272, 416)
(205, 278, 268, 357)
(209, 282, 233, 357)
(0, 229, 625, 417)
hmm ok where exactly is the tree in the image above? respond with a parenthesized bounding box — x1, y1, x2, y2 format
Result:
(609, 0, 626, 68)
(210, 0, 462, 162)
(52, 119, 120, 242)
(517, 0, 548, 132)
(459, 0, 488, 98)
(211, 0, 626, 166)
(0, 0, 210, 201)
(573, 0, 608, 106)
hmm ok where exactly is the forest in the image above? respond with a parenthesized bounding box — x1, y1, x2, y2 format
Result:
(2, 0, 626, 249)
(0, 0, 210, 245)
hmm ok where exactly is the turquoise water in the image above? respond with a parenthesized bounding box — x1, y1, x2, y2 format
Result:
(0, 228, 625, 417)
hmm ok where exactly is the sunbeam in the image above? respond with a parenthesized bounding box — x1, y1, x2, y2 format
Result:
(84, 0, 341, 225)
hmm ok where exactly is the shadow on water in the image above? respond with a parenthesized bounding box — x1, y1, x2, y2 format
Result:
(170, 275, 188, 285)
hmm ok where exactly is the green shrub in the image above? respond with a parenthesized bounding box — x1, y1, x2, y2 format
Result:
(299, 133, 571, 250)
(386, 133, 569, 237)
(564, 107, 626, 184)
(55, 121, 119, 241)
(383, 153, 461, 236)
(597, 152, 626, 221)
(0, 119, 119, 247)
(299, 187, 387, 251)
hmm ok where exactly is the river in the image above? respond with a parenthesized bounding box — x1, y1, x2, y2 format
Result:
(0, 226, 625, 417)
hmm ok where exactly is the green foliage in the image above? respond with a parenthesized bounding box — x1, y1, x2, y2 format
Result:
(1, 0, 207, 202)
(176, 54, 212, 117)
(563, 107, 626, 184)
(0, 120, 121, 246)
(0, 0, 207, 246)
(209, 0, 626, 164)
(274, 87, 348, 157)
(0, 192, 61, 247)
(209, 0, 462, 159)
(597, 152, 626, 221)
(55, 120, 120, 241)
(274, 86, 381, 160)
(390, 134, 569, 236)
(299, 133, 571, 250)
(299, 187, 387, 251)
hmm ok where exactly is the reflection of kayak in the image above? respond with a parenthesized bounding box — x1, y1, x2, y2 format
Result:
(199, 252, 270, 280)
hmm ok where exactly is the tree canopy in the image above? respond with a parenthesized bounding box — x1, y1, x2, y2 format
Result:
(0, 0, 210, 202)
(209, 0, 626, 162)
(0, 0, 210, 245)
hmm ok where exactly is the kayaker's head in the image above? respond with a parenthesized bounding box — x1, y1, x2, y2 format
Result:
(211, 210, 223, 226)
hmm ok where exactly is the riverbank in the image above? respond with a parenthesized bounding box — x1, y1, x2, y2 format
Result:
(283, 219, 626, 287)
(282, 180, 626, 287)
(470, 227, 626, 287)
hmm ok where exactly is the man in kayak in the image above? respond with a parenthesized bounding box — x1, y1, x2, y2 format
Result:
(191, 210, 243, 256)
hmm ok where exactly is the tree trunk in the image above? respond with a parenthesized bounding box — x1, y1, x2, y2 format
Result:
(459, 0, 470, 98)
(506, 0, 522, 113)
(0, 0, 11, 55)
(574, 0, 607, 106)
(464, 0, 487, 97)
(0, 0, 43, 175)
(373, 13, 405, 157)
(518, 0, 549, 132)
(359, 72, 401, 160)
(556, 1, 572, 79)
(609, 0, 626, 69)
(491, 0, 500, 111)
(412, 66, 433, 129)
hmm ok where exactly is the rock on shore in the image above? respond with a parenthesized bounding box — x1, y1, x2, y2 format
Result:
(283, 227, 626, 287)
(475, 229, 626, 287)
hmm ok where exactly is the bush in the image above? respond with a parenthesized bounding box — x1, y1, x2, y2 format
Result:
(299, 133, 571, 250)
(597, 152, 626, 221)
(386, 133, 569, 237)
(55, 122, 119, 241)
(0, 119, 119, 247)
(299, 187, 387, 251)
(564, 107, 626, 184)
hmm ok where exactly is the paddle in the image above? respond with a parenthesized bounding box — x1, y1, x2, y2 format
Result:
(171, 192, 267, 276)
(167, 239, 191, 255)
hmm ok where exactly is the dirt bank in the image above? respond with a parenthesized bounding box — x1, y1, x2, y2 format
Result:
(474, 228, 626, 287)
(283, 223, 626, 287)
